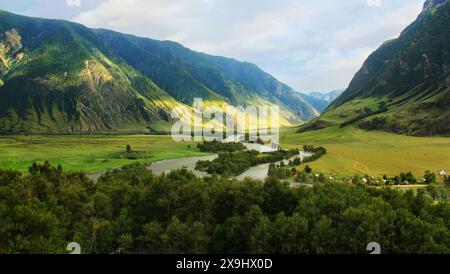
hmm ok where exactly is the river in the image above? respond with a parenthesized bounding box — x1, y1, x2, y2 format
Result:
(237, 151, 312, 180)
(148, 155, 217, 177)
(88, 143, 312, 181)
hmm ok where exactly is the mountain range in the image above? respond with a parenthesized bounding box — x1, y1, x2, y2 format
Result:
(0, 10, 318, 134)
(300, 90, 344, 113)
(303, 0, 450, 136)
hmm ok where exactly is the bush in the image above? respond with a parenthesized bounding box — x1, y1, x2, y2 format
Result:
(268, 164, 291, 179)
(304, 165, 312, 174)
(424, 171, 437, 184)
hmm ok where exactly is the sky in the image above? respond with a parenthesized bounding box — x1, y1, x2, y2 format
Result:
(0, 0, 425, 93)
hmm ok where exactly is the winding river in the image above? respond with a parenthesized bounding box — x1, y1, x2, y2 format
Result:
(237, 151, 312, 181)
(88, 143, 312, 181)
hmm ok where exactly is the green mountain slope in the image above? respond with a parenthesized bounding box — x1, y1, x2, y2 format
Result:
(0, 11, 180, 133)
(308, 0, 450, 136)
(0, 11, 317, 134)
(94, 29, 317, 121)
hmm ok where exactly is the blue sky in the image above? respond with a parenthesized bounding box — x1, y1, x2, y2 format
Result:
(0, 0, 425, 93)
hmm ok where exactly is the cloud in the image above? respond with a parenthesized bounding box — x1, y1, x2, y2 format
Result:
(67, 0, 425, 92)
(8, 0, 104, 20)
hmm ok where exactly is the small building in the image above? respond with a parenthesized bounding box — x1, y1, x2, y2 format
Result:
(440, 170, 447, 177)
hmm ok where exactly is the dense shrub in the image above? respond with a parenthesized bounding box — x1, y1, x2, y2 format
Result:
(197, 140, 245, 153)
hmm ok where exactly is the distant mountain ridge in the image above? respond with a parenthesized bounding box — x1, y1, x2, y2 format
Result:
(0, 11, 317, 134)
(305, 0, 450, 136)
(307, 90, 344, 103)
(300, 90, 344, 113)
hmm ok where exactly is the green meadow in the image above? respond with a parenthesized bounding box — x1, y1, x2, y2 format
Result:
(0, 135, 206, 173)
(0, 127, 449, 177)
(281, 126, 450, 177)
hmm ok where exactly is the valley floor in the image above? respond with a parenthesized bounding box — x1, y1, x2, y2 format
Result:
(0, 127, 449, 178)
(281, 126, 450, 177)
(0, 135, 206, 173)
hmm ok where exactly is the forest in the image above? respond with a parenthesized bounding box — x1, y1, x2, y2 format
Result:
(1, 162, 450, 254)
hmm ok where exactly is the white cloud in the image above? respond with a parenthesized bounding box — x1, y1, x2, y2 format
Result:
(68, 0, 424, 92)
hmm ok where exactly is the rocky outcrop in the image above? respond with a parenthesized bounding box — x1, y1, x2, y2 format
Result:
(0, 29, 24, 76)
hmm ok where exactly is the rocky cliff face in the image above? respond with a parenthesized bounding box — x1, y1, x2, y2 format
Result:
(0, 29, 25, 79)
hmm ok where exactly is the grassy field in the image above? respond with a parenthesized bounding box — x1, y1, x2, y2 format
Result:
(0, 135, 207, 173)
(0, 126, 449, 177)
(281, 126, 450, 177)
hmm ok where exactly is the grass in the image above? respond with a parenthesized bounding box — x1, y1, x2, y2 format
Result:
(281, 126, 450, 177)
(0, 126, 449, 178)
(0, 135, 207, 173)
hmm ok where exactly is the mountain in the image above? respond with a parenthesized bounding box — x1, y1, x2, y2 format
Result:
(308, 90, 344, 104)
(0, 11, 317, 134)
(0, 11, 181, 133)
(300, 89, 344, 113)
(93, 29, 317, 123)
(304, 0, 450, 136)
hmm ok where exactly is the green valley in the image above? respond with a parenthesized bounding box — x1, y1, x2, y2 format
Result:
(0, 128, 448, 181)
(1, 0, 450, 256)
(282, 126, 450, 177)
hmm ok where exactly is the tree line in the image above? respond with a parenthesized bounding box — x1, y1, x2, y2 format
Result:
(302, 145, 327, 163)
(1, 162, 450, 254)
(197, 140, 246, 153)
